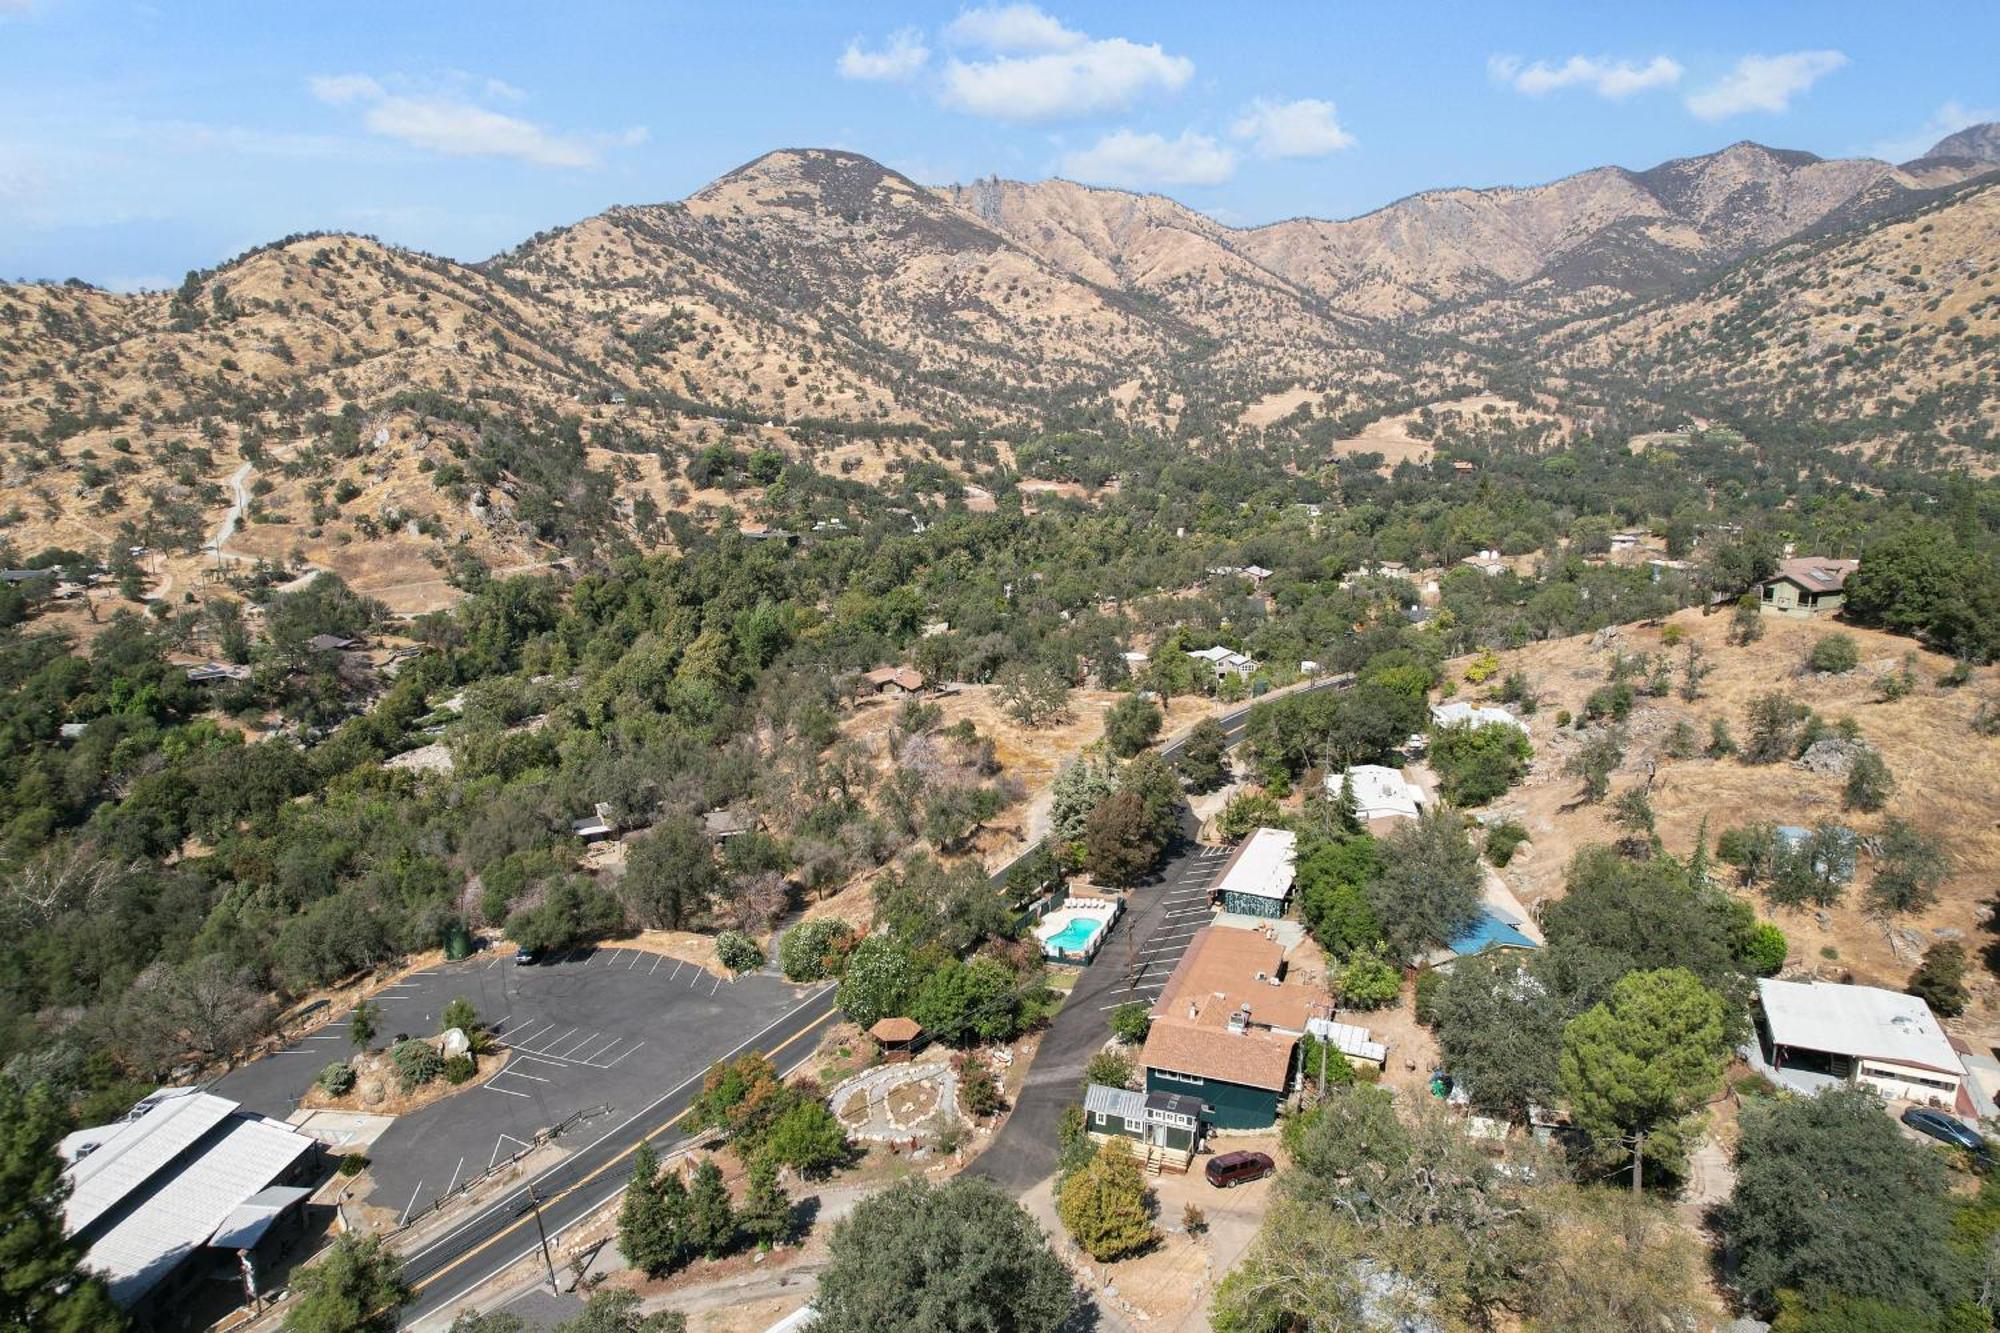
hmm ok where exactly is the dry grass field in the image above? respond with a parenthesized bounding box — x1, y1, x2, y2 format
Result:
(1449, 607, 2000, 1046)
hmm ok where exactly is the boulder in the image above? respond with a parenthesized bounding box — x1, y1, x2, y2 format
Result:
(440, 1027, 471, 1058)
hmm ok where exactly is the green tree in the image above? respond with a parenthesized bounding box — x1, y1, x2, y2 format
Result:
(1539, 848, 1748, 1013)
(760, 1100, 849, 1178)
(834, 936, 917, 1028)
(1049, 755, 1117, 846)
(284, 1233, 412, 1333)
(1433, 955, 1565, 1120)
(1866, 817, 1949, 916)
(996, 661, 1071, 728)
(715, 930, 764, 973)
(1725, 1085, 1975, 1319)
(1741, 921, 1788, 977)
(778, 919, 851, 982)
(911, 956, 1022, 1047)
(1427, 722, 1533, 806)
(1907, 941, 1970, 1017)
(623, 814, 720, 929)
(685, 1158, 737, 1258)
(812, 1177, 1076, 1333)
(1842, 748, 1895, 813)
(0, 1081, 124, 1333)
(1083, 789, 1162, 887)
(1743, 692, 1809, 764)
(1057, 1138, 1157, 1262)
(1559, 967, 1731, 1192)
(737, 1156, 793, 1248)
(1295, 834, 1384, 958)
(557, 1288, 688, 1333)
(1367, 809, 1482, 963)
(1335, 947, 1401, 1009)
(1102, 693, 1162, 758)
(1808, 633, 1861, 674)
(619, 1142, 690, 1277)
(1175, 717, 1229, 793)
(1564, 727, 1626, 802)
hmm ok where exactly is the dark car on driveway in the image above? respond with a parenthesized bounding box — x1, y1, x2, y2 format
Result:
(1903, 1107, 1987, 1152)
(1205, 1150, 1275, 1188)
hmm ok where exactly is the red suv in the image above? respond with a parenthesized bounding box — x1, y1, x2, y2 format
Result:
(1204, 1150, 1275, 1188)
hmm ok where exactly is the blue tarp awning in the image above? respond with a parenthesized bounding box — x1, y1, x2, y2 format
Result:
(1445, 907, 1539, 960)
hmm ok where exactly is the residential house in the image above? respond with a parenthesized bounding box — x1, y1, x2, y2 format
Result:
(60, 1087, 322, 1322)
(703, 809, 756, 841)
(1460, 549, 1509, 576)
(1760, 557, 1859, 618)
(1326, 764, 1426, 830)
(1141, 926, 1329, 1129)
(1081, 1083, 1202, 1173)
(1430, 701, 1529, 736)
(1209, 827, 1297, 920)
(304, 634, 357, 653)
(860, 665, 926, 697)
(572, 802, 617, 842)
(1188, 645, 1257, 680)
(1425, 906, 1542, 969)
(187, 663, 252, 684)
(1756, 978, 1970, 1110)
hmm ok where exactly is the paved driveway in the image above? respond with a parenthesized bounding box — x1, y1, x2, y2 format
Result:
(215, 947, 816, 1221)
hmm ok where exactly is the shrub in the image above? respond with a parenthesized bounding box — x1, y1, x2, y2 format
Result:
(1057, 1139, 1157, 1262)
(1938, 660, 1974, 688)
(1084, 1050, 1135, 1090)
(335, 1153, 369, 1177)
(441, 1054, 476, 1084)
(1661, 624, 1686, 648)
(957, 1054, 1006, 1117)
(1662, 719, 1699, 760)
(717, 930, 765, 974)
(1108, 1002, 1151, 1045)
(760, 1100, 849, 1179)
(1908, 942, 1970, 1017)
(1808, 633, 1860, 674)
(779, 918, 852, 982)
(1741, 922, 1788, 977)
(1842, 749, 1894, 813)
(318, 1062, 356, 1096)
(1336, 948, 1401, 1010)
(390, 1039, 443, 1091)
(1413, 969, 1443, 1026)
(1484, 819, 1529, 867)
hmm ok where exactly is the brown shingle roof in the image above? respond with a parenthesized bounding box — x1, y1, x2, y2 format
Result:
(1141, 1022, 1295, 1092)
(1772, 557, 1858, 595)
(869, 1017, 921, 1043)
(862, 666, 926, 691)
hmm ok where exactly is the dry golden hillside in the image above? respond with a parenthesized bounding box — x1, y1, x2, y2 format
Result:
(1453, 608, 2000, 1032)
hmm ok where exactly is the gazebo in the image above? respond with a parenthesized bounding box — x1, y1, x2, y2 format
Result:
(869, 1017, 923, 1063)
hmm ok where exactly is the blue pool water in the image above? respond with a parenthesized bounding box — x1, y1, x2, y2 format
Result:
(1045, 917, 1102, 952)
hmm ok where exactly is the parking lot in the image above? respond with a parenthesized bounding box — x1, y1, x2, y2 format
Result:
(1089, 842, 1230, 1015)
(215, 946, 823, 1221)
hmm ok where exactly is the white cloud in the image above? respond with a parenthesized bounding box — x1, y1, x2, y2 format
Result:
(1686, 50, 1846, 120)
(1060, 128, 1235, 189)
(944, 4, 1082, 54)
(1869, 100, 2000, 162)
(943, 40, 1192, 121)
(1230, 97, 1354, 158)
(1488, 54, 1683, 99)
(838, 29, 930, 82)
(307, 74, 642, 168)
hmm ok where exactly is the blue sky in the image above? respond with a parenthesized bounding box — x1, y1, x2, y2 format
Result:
(2, 1, 1995, 289)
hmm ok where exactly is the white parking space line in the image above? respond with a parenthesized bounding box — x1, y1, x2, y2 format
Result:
(710, 976, 722, 996)
(446, 1156, 466, 1195)
(529, 1027, 578, 1054)
(687, 969, 702, 989)
(514, 1053, 570, 1070)
(649, 954, 664, 974)
(400, 1180, 426, 1225)
(628, 952, 642, 969)
(482, 1083, 531, 1098)
(494, 1067, 551, 1083)
(552, 1030, 600, 1059)
(603, 1041, 647, 1069)
(490, 1133, 532, 1170)
(571, 1034, 620, 1062)
(510, 1023, 555, 1049)
(669, 960, 685, 982)
(1163, 908, 1211, 920)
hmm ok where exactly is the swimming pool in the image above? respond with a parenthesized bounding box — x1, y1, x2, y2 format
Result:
(1045, 917, 1101, 952)
(1035, 900, 1118, 961)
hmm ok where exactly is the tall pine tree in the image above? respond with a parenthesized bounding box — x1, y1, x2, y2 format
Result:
(0, 1081, 124, 1332)
(686, 1158, 737, 1259)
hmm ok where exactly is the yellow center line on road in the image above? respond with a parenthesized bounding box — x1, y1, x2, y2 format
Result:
(406, 1007, 831, 1307)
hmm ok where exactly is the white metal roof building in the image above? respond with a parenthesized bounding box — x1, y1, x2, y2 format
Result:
(1430, 701, 1529, 735)
(60, 1087, 320, 1311)
(1757, 978, 1969, 1109)
(1211, 827, 1297, 919)
(1327, 765, 1426, 827)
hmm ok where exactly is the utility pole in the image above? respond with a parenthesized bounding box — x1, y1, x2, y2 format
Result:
(522, 1185, 559, 1293)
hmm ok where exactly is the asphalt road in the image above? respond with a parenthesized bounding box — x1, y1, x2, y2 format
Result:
(968, 677, 1347, 1192)
(401, 677, 1345, 1325)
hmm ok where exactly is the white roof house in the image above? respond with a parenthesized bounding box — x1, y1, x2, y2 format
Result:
(1430, 702, 1530, 735)
(60, 1088, 319, 1309)
(1188, 645, 1257, 678)
(1758, 978, 1969, 1108)
(1211, 827, 1297, 917)
(1327, 765, 1426, 826)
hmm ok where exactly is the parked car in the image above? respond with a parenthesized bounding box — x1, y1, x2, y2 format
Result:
(513, 947, 538, 966)
(1902, 1107, 1986, 1152)
(1205, 1150, 1275, 1188)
